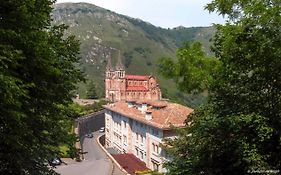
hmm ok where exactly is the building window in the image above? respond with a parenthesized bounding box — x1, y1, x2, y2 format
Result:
(123, 135, 127, 144)
(152, 162, 159, 171)
(152, 128, 159, 136)
(114, 133, 118, 142)
(124, 121, 127, 128)
(152, 143, 160, 154)
(156, 145, 159, 154)
(116, 122, 120, 130)
(140, 152, 144, 160)
(136, 133, 139, 141)
(141, 135, 145, 143)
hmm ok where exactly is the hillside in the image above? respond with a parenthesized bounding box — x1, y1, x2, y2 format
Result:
(52, 3, 215, 107)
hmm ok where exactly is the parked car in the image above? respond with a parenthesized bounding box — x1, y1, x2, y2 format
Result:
(85, 133, 93, 138)
(99, 127, 105, 133)
(49, 158, 62, 167)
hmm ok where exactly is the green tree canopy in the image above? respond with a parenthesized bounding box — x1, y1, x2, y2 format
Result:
(0, 0, 83, 174)
(86, 80, 98, 99)
(158, 42, 219, 94)
(162, 0, 281, 174)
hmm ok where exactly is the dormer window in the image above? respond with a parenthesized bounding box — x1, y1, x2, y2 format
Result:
(128, 101, 135, 108)
(145, 111, 152, 120)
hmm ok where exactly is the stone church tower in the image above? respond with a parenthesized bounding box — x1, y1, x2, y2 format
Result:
(105, 53, 162, 102)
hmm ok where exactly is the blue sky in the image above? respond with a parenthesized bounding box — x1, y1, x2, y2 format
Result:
(56, 0, 225, 28)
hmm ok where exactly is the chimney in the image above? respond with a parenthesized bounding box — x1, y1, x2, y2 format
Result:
(141, 103, 147, 114)
(145, 111, 152, 120)
(128, 101, 134, 108)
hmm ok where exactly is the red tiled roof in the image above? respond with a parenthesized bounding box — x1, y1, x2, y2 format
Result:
(103, 100, 193, 129)
(125, 74, 150, 80)
(135, 99, 167, 107)
(126, 86, 148, 91)
(112, 153, 150, 174)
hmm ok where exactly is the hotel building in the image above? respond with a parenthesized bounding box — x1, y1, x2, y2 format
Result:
(103, 100, 193, 172)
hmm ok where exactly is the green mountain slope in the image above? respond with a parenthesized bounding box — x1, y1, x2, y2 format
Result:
(52, 3, 215, 106)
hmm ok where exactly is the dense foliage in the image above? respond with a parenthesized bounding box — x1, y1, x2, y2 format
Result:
(162, 0, 281, 174)
(71, 100, 108, 116)
(86, 80, 98, 99)
(159, 42, 219, 94)
(0, 0, 83, 174)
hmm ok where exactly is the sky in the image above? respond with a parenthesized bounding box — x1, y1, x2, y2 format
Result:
(55, 0, 226, 28)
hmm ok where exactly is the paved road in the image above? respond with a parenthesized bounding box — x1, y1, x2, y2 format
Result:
(56, 111, 124, 175)
(56, 132, 112, 175)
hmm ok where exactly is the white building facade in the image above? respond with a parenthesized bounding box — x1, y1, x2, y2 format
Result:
(104, 100, 193, 172)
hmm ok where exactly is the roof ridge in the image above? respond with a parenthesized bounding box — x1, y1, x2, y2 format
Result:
(126, 74, 149, 77)
(164, 105, 175, 126)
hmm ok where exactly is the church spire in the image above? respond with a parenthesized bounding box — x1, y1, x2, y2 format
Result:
(115, 50, 125, 70)
(106, 54, 114, 71)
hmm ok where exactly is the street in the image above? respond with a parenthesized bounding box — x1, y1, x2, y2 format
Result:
(55, 111, 124, 175)
(56, 132, 111, 175)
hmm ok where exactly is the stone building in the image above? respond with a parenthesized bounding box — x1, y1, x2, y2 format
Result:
(105, 56, 162, 102)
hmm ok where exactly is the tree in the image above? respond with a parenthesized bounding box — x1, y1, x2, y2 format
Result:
(0, 0, 83, 174)
(162, 1, 281, 174)
(158, 42, 219, 94)
(86, 80, 98, 99)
